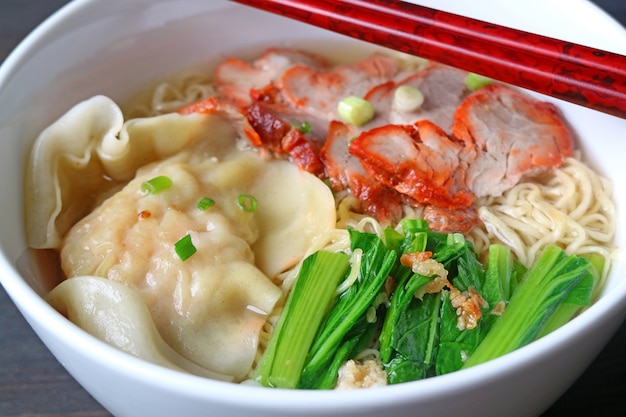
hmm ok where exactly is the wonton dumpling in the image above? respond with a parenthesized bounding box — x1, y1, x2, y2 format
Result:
(49, 98, 336, 380)
(47, 276, 234, 382)
(24, 95, 228, 249)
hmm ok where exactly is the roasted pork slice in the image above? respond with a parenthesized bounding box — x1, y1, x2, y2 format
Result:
(282, 129, 326, 177)
(321, 121, 405, 223)
(244, 101, 292, 153)
(278, 53, 408, 121)
(244, 101, 325, 177)
(453, 84, 574, 197)
(366, 62, 470, 132)
(319, 121, 358, 190)
(349, 120, 474, 210)
(215, 48, 331, 107)
(423, 205, 479, 234)
(176, 96, 263, 147)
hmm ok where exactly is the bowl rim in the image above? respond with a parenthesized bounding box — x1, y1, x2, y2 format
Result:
(5, 243, 626, 409)
(2, 0, 626, 411)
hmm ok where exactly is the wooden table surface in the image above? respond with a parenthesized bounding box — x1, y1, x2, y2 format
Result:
(2, 1, 626, 416)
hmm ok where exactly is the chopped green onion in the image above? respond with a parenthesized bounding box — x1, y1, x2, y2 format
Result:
(465, 72, 493, 91)
(337, 96, 375, 126)
(292, 120, 312, 134)
(174, 234, 197, 261)
(393, 85, 424, 113)
(237, 194, 258, 212)
(141, 175, 173, 195)
(197, 197, 215, 211)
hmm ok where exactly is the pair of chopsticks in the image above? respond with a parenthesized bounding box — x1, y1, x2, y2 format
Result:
(231, 0, 626, 119)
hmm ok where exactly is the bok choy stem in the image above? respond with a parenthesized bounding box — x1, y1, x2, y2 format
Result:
(254, 250, 350, 388)
(462, 245, 593, 368)
(299, 229, 396, 389)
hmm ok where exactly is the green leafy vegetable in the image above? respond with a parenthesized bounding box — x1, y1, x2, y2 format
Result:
(255, 250, 350, 388)
(435, 244, 518, 376)
(256, 217, 598, 390)
(537, 253, 600, 337)
(482, 244, 514, 305)
(299, 229, 397, 389)
(462, 245, 594, 368)
(386, 292, 442, 383)
(380, 220, 491, 382)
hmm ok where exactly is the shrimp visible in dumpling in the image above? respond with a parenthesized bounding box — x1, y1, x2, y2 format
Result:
(31, 96, 337, 381)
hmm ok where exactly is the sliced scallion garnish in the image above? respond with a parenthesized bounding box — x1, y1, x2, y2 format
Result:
(237, 194, 258, 212)
(465, 72, 493, 91)
(197, 197, 216, 211)
(174, 233, 197, 261)
(337, 96, 375, 126)
(141, 175, 173, 195)
(292, 120, 312, 134)
(393, 85, 424, 113)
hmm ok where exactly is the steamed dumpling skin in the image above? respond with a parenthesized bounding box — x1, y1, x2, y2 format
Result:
(25, 95, 217, 249)
(47, 276, 235, 382)
(32, 96, 337, 381)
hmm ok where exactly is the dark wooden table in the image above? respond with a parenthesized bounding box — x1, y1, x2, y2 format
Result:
(2, 1, 626, 416)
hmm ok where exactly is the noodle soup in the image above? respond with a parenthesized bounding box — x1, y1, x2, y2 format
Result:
(23, 44, 617, 389)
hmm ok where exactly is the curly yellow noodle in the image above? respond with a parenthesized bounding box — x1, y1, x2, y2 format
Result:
(129, 70, 617, 381)
(124, 72, 216, 118)
(473, 155, 615, 297)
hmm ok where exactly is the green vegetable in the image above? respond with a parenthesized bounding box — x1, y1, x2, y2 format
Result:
(386, 292, 442, 383)
(337, 96, 375, 126)
(463, 245, 593, 368)
(482, 245, 514, 304)
(380, 221, 490, 382)
(196, 197, 215, 211)
(140, 175, 172, 194)
(255, 217, 597, 390)
(236, 194, 258, 212)
(435, 244, 517, 376)
(379, 222, 430, 365)
(174, 234, 197, 261)
(299, 229, 397, 389)
(538, 253, 600, 337)
(465, 72, 493, 91)
(255, 250, 350, 388)
(437, 232, 484, 292)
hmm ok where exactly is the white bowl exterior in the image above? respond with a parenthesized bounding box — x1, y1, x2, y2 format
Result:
(2, 1, 626, 416)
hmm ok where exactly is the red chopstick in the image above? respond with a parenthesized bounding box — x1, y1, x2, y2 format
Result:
(230, 0, 626, 119)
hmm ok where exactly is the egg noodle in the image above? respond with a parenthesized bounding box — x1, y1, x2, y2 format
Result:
(123, 59, 617, 379)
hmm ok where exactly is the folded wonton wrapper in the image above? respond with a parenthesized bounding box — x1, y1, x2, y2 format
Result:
(47, 276, 235, 381)
(26, 96, 337, 380)
(25, 96, 218, 249)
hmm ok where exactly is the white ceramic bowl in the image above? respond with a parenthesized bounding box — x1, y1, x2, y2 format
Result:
(2, 1, 626, 416)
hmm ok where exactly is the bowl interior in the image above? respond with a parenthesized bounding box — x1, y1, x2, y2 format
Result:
(2, 0, 626, 415)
